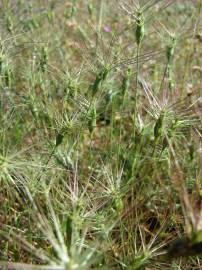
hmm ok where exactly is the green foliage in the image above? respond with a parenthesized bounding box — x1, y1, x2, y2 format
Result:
(0, 0, 201, 269)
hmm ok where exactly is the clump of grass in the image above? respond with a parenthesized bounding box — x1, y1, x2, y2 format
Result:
(0, 0, 201, 269)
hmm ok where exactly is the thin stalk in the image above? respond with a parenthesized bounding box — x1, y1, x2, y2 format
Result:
(96, 0, 104, 51)
(98, 0, 104, 34)
(134, 44, 140, 120)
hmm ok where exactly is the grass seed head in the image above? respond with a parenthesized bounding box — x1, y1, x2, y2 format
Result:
(91, 64, 109, 95)
(39, 46, 48, 72)
(88, 105, 97, 134)
(121, 67, 132, 96)
(4, 66, 13, 88)
(135, 11, 145, 46)
(114, 194, 124, 213)
(166, 35, 176, 64)
(154, 111, 165, 142)
(87, 0, 93, 15)
(6, 15, 13, 33)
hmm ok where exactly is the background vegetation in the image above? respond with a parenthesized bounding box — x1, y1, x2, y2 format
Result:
(0, 0, 201, 269)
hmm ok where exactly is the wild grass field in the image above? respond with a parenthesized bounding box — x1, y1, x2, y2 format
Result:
(0, 0, 202, 269)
